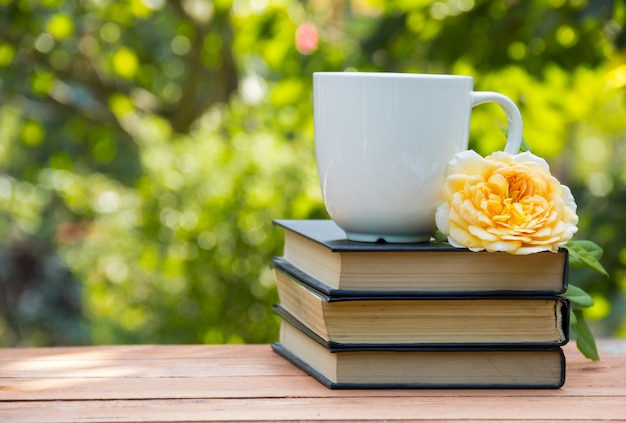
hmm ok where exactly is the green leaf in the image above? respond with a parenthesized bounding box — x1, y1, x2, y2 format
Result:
(571, 309, 600, 361)
(431, 230, 448, 244)
(563, 284, 594, 308)
(567, 240, 603, 260)
(519, 139, 532, 153)
(564, 240, 609, 276)
(563, 285, 599, 360)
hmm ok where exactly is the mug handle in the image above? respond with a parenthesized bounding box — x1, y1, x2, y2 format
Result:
(472, 91, 523, 155)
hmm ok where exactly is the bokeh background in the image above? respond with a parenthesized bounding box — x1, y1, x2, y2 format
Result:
(1, 0, 625, 347)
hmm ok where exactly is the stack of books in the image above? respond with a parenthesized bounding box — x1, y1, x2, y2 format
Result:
(271, 219, 570, 389)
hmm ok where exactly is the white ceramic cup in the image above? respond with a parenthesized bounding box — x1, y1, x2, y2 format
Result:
(313, 72, 523, 243)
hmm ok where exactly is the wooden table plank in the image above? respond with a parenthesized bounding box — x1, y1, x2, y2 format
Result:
(1, 374, 625, 401)
(0, 357, 301, 378)
(0, 360, 625, 401)
(1, 343, 624, 398)
(0, 344, 273, 361)
(0, 340, 624, 422)
(1, 396, 624, 422)
(1, 342, 623, 380)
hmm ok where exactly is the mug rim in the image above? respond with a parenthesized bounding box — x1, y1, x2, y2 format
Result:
(313, 71, 472, 80)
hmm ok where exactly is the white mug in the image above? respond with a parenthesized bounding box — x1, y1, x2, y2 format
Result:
(313, 72, 523, 243)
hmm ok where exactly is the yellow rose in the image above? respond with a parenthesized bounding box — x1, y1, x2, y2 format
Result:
(435, 150, 578, 254)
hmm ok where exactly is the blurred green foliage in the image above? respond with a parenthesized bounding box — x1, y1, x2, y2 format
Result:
(1, 0, 625, 346)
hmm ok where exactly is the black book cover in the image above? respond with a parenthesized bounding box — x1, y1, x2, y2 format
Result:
(272, 256, 573, 303)
(271, 342, 566, 389)
(273, 219, 463, 252)
(272, 219, 569, 294)
(272, 302, 571, 349)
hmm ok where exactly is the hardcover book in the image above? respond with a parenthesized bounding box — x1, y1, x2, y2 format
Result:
(273, 219, 569, 294)
(272, 319, 566, 389)
(272, 260, 570, 347)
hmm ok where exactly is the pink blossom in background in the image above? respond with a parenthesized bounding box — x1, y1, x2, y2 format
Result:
(295, 23, 318, 55)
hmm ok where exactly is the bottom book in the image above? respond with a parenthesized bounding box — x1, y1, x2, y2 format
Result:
(272, 320, 566, 389)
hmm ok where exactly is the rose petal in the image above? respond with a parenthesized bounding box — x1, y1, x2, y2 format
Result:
(468, 225, 500, 241)
(515, 245, 554, 255)
(447, 150, 485, 176)
(448, 223, 483, 250)
(435, 203, 450, 234)
(483, 240, 522, 253)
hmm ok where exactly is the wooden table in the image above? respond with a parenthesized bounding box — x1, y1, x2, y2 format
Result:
(1, 340, 625, 422)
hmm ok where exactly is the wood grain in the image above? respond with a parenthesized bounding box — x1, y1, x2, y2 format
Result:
(0, 341, 624, 422)
(1, 397, 624, 422)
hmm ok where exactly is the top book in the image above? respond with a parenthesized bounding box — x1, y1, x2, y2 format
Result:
(273, 219, 569, 295)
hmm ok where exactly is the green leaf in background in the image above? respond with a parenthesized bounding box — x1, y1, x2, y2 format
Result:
(564, 240, 609, 276)
(571, 309, 600, 361)
(1, 0, 623, 353)
(564, 284, 594, 308)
